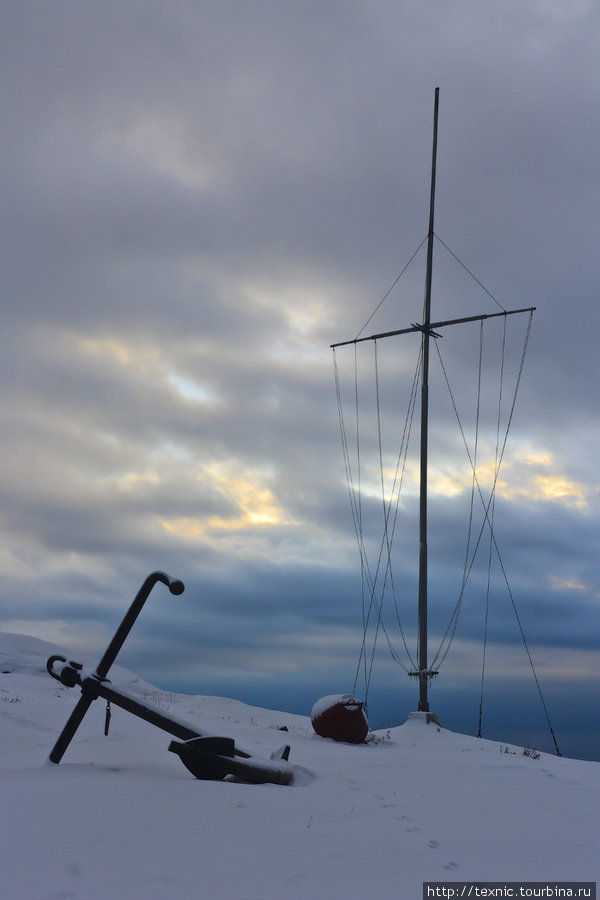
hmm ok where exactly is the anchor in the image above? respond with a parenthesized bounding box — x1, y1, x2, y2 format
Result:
(46, 571, 293, 785)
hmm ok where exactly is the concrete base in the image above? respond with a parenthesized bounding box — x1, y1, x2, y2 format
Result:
(407, 710, 442, 727)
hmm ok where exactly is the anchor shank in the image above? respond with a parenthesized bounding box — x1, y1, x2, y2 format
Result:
(95, 571, 184, 681)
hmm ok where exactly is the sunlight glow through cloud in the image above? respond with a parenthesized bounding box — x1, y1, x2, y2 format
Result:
(360, 448, 589, 508)
(161, 461, 296, 539)
(550, 576, 593, 594)
(167, 374, 219, 405)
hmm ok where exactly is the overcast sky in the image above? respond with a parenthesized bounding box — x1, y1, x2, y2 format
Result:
(1, 1, 599, 760)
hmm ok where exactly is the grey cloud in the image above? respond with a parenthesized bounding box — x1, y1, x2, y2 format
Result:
(1, 1, 599, 760)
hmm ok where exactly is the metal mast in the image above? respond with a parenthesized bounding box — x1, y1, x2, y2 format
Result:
(416, 86, 440, 712)
(330, 88, 534, 718)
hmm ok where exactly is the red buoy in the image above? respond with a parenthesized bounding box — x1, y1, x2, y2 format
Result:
(311, 694, 369, 744)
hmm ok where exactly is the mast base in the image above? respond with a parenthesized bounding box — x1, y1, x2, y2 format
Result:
(407, 711, 442, 727)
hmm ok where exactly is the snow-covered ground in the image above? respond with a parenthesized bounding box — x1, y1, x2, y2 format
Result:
(1, 631, 597, 899)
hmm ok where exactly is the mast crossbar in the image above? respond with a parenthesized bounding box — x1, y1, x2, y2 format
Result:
(330, 306, 535, 349)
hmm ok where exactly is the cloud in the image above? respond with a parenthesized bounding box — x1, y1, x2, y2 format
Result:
(1, 1, 599, 760)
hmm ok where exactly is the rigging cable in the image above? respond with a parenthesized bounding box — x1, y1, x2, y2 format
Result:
(424, 312, 560, 753)
(355, 236, 428, 340)
(431, 310, 533, 669)
(333, 341, 422, 704)
(333, 348, 409, 699)
(426, 241, 556, 744)
(434, 234, 506, 312)
(362, 341, 420, 690)
(478, 316, 507, 737)
(490, 533, 562, 757)
(353, 344, 368, 695)
(333, 348, 376, 678)
(355, 343, 421, 689)
(460, 319, 485, 634)
(384, 349, 422, 664)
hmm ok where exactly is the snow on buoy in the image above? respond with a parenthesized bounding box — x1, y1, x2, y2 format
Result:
(311, 694, 369, 743)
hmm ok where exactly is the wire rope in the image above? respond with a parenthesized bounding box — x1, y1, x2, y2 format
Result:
(333, 347, 416, 702)
(434, 234, 506, 312)
(355, 236, 428, 340)
(357, 343, 421, 691)
(431, 311, 533, 669)
(362, 342, 419, 689)
(478, 317, 506, 738)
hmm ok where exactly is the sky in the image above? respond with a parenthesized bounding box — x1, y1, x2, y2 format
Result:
(1, 1, 599, 761)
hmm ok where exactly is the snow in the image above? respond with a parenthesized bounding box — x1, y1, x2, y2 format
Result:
(1, 632, 598, 899)
(310, 693, 362, 719)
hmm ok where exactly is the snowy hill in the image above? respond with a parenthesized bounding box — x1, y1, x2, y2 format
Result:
(1, 632, 597, 898)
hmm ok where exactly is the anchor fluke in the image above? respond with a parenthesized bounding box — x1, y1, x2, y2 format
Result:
(168, 736, 294, 784)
